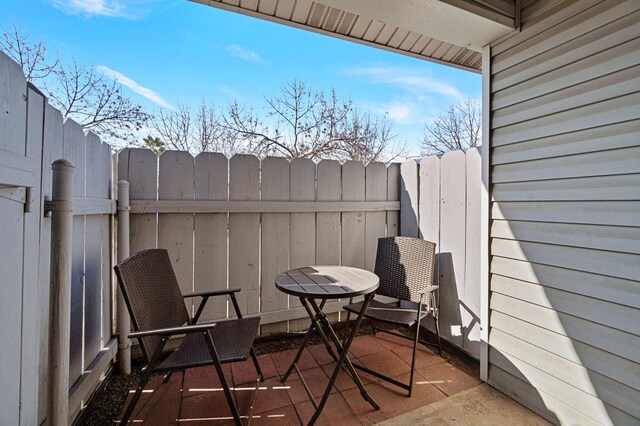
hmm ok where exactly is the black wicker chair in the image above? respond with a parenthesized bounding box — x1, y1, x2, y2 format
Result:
(114, 249, 263, 425)
(343, 236, 440, 397)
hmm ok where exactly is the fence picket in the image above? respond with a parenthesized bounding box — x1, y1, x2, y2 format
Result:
(229, 155, 260, 316)
(464, 147, 482, 357)
(365, 162, 387, 272)
(158, 151, 195, 314)
(387, 163, 400, 237)
(194, 153, 228, 322)
(62, 119, 86, 386)
(400, 160, 419, 238)
(439, 150, 467, 348)
(342, 161, 366, 269)
(260, 157, 290, 334)
(288, 158, 316, 332)
(316, 160, 341, 265)
(83, 132, 108, 369)
(118, 148, 157, 254)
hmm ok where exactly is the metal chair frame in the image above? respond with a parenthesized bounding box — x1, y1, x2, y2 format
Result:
(114, 249, 263, 425)
(343, 237, 441, 397)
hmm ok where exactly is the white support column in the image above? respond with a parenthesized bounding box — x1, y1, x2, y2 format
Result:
(480, 44, 492, 382)
(49, 159, 74, 426)
(116, 180, 131, 374)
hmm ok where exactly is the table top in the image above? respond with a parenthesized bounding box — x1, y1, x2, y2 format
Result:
(275, 266, 379, 299)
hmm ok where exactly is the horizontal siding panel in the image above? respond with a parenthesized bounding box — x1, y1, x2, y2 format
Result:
(492, 145, 640, 182)
(491, 257, 640, 309)
(493, 93, 640, 146)
(491, 274, 640, 335)
(493, 39, 640, 108)
(492, 201, 640, 227)
(493, 65, 640, 127)
(492, 121, 640, 164)
(490, 293, 640, 363)
(488, 364, 604, 426)
(492, 1, 640, 73)
(491, 311, 640, 392)
(492, 0, 600, 56)
(490, 328, 640, 417)
(492, 174, 640, 201)
(492, 11, 640, 94)
(491, 220, 640, 254)
(489, 348, 639, 424)
(491, 238, 640, 281)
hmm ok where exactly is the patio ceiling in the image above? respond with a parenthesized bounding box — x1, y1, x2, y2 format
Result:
(189, 0, 517, 72)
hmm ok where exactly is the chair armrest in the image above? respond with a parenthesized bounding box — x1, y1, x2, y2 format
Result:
(418, 285, 439, 294)
(183, 288, 241, 298)
(129, 322, 217, 339)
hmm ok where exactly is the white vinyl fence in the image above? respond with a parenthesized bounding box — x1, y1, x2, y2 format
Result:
(117, 149, 401, 333)
(0, 51, 115, 425)
(117, 147, 482, 359)
(400, 149, 482, 358)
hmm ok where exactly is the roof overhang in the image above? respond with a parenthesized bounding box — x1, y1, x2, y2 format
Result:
(189, 0, 516, 72)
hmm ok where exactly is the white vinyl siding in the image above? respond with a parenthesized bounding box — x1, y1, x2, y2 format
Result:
(487, 0, 640, 424)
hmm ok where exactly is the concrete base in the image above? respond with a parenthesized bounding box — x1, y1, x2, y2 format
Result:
(375, 384, 552, 426)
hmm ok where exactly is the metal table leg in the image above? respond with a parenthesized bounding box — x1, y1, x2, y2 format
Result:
(281, 299, 335, 382)
(307, 293, 379, 425)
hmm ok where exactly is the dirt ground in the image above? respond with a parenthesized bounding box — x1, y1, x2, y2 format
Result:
(77, 321, 479, 425)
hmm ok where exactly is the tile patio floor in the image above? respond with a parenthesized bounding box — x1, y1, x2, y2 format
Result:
(118, 332, 481, 425)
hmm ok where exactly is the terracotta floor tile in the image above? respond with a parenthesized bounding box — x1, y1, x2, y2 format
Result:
(121, 372, 183, 424)
(294, 392, 362, 426)
(320, 360, 377, 392)
(358, 350, 411, 380)
(231, 355, 277, 385)
(417, 361, 481, 396)
(271, 348, 318, 377)
(390, 342, 444, 370)
(234, 377, 293, 415)
(179, 391, 238, 424)
(371, 331, 414, 351)
(347, 335, 387, 358)
(284, 366, 334, 404)
(252, 404, 300, 425)
(183, 365, 231, 397)
(308, 343, 336, 366)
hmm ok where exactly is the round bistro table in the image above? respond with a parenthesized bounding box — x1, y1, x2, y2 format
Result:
(275, 265, 381, 425)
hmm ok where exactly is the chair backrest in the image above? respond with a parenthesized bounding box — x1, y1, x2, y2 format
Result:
(114, 249, 189, 362)
(374, 237, 436, 303)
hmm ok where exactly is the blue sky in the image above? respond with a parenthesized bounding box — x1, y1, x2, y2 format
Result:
(3, 0, 481, 155)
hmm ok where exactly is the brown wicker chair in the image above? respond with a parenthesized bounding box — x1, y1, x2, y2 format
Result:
(343, 236, 440, 397)
(114, 249, 263, 425)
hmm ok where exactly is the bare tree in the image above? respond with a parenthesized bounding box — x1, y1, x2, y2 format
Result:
(0, 25, 59, 81)
(151, 101, 242, 156)
(47, 61, 150, 144)
(223, 79, 403, 162)
(334, 108, 407, 163)
(421, 98, 481, 156)
(0, 26, 150, 146)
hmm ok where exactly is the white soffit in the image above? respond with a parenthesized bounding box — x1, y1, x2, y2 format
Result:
(189, 0, 516, 72)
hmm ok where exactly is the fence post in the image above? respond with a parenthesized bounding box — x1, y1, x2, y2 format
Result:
(49, 159, 74, 426)
(117, 180, 131, 374)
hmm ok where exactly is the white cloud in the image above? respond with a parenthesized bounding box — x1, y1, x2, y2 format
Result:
(47, 0, 165, 19)
(96, 65, 172, 109)
(225, 44, 262, 63)
(348, 66, 464, 101)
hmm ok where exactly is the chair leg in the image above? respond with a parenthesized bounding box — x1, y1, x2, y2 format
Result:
(432, 293, 442, 356)
(162, 371, 173, 384)
(204, 331, 243, 425)
(120, 371, 150, 424)
(249, 347, 264, 382)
